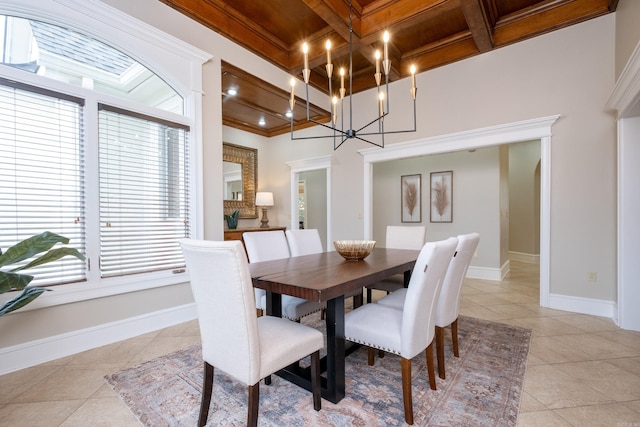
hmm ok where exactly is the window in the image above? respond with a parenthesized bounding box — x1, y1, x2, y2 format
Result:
(0, 79, 85, 285)
(0, 15, 191, 287)
(99, 106, 189, 277)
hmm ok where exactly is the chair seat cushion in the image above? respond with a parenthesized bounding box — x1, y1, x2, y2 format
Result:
(376, 287, 407, 309)
(367, 274, 405, 293)
(257, 316, 324, 380)
(344, 304, 402, 354)
(260, 295, 324, 321)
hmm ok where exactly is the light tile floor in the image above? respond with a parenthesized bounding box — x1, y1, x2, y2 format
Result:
(0, 261, 639, 426)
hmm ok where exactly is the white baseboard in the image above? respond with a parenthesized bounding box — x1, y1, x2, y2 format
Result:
(546, 293, 616, 319)
(467, 259, 509, 281)
(510, 251, 540, 264)
(0, 303, 197, 375)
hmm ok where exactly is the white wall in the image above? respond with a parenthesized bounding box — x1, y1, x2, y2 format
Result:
(371, 147, 502, 269)
(615, 0, 640, 78)
(509, 140, 541, 257)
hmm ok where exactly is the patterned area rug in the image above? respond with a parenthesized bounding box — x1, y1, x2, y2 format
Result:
(105, 315, 531, 426)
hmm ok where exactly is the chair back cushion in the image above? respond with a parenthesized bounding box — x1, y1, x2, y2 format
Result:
(285, 229, 324, 256)
(401, 237, 458, 358)
(179, 239, 259, 385)
(243, 230, 290, 262)
(386, 225, 426, 250)
(435, 232, 480, 327)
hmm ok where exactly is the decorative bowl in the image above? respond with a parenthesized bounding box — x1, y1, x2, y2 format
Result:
(333, 240, 376, 261)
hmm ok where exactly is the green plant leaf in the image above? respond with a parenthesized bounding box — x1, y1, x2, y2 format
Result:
(0, 271, 34, 293)
(11, 247, 85, 272)
(0, 231, 70, 268)
(0, 287, 50, 316)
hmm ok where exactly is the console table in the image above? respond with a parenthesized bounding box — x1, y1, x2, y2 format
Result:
(224, 226, 287, 249)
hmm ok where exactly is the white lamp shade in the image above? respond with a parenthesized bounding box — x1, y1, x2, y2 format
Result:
(255, 191, 274, 207)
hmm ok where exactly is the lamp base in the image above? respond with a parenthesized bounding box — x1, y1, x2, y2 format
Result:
(260, 207, 270, 228)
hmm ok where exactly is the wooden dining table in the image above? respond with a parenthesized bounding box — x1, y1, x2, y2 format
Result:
(249, 247, 419, 403)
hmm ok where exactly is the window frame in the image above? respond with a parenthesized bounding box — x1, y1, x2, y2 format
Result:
(0, 0, 210, 310)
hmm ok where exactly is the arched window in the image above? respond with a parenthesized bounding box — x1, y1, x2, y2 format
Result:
(1, 14, 193, 286)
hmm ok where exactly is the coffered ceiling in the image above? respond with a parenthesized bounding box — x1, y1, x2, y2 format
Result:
(160, 0, 618, 137)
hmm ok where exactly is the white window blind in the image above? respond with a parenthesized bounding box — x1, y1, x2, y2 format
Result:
(0, 78, 86, 286)
(98, 104, 190, 278)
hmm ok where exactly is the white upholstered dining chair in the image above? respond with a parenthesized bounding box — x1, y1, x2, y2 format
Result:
(179, 239, 323, 427)
(285, 228, 324, 256)
(243, 230, 324, 321)
(378, 232, 480, 379)
(286, 228, 362, 311)
(365, 225, 426, 303)
(344, 237, 458, 425)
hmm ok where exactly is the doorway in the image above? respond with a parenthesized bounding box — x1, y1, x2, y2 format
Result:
(287, 155, 332, 251)
(360, 115, 559, 308)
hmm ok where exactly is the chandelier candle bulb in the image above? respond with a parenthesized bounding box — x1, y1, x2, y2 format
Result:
(379, 92, 385, 117)
(289, 77, 295, 110)
(410, 65, 417, 100)
(325, 40, 333, 78)
(410, 65, 416, 88)
(332, 96, 338, 124)
(374, 50, 382, 86)
(302, 42, 309, 70)
(383, 31, 389, 62)
(302, 43, 310, 83)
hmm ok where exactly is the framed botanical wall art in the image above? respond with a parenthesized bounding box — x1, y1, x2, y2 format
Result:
(401, 174, 421, 223)
(430, 171, 453, 223)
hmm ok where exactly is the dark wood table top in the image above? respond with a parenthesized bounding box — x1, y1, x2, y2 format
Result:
(249, 248, 419, 302)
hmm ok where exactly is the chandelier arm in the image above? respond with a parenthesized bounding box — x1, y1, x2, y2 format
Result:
(357, 99, 417, 136)
(355, 114, 386, 133)
(334, 135, 349, 150)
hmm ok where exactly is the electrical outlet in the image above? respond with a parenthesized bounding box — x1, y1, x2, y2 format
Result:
(587, 272, 597, 282)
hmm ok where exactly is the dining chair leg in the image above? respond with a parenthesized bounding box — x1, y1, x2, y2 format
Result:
(401, 357, 414, 425)
(451, 318, 460, 357)
(247, 383, 260, 427)
(198, 362, 214, 427)
(311, 350, 321, 411)
(264, 375, 271, 385)
(425, 342, 437, 390)
(353, 293, 363, 308)
(367, 347, 375, 365)
(366, 288, 373, 304)
(435, 326, 445, 379)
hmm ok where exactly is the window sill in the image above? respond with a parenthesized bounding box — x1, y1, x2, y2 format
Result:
(0, 270, 191, 314)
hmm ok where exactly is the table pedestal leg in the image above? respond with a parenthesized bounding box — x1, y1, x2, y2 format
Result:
(324, 295, 345, 402)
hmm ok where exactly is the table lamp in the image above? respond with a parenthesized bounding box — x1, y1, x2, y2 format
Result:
(255, 191, 274, 228)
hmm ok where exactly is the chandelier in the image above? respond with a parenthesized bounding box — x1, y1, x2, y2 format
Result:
(289, 1, 417, 150)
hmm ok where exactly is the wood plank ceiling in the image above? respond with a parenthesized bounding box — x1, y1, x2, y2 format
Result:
(160, 0, 618, 137)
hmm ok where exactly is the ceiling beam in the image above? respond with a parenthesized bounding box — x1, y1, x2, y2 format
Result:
(459, 0, 494, 52)
(158, 0, 292, 68)
(493, 0, 612, 46)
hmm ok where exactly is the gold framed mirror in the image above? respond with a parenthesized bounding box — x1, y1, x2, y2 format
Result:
(223, 143, 257, 218)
